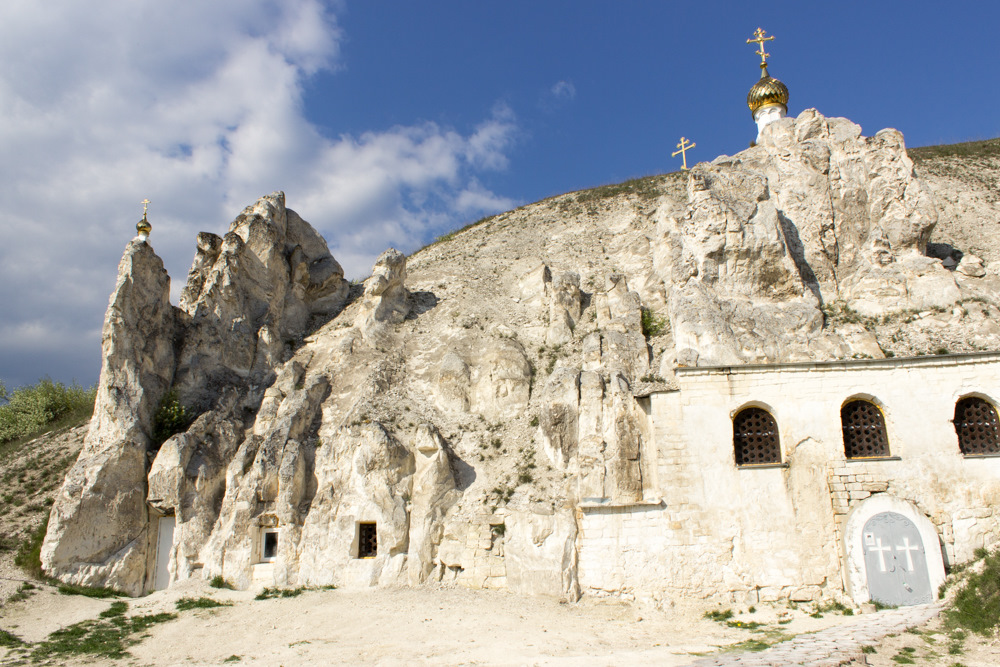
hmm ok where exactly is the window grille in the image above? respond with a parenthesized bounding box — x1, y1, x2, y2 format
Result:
(955, 397, 1000, 456)
(358, 523, 377, 559)
(842, 400, 889, 458)
(733, 407, 781, 465)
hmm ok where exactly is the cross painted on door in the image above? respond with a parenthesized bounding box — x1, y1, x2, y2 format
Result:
(896, 536, 920, 571)
(869, 537, 892, 572)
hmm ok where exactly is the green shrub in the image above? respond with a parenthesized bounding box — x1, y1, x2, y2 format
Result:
(0, 378, 95, 447)
(210, 575, 235, 590)
(640, 308, 668, 338)
(152, 390, 193, 446)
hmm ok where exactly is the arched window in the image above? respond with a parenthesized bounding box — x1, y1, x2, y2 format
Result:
(954, 397, 1000, 456)
(842, 400, 890, 459)
(733, 407, 781, 465)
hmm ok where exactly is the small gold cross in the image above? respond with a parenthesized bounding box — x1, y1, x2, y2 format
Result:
(746, 27, 775, 66)
(672, 137, 696, 170)
(141, 199, 150, 216)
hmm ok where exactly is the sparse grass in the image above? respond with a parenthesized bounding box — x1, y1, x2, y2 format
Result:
(945, 546, 1000, 634)
(725, 638, 771, 652)
(210, 575, 235, 590)
(255, 586, 306, 600)
(14, 515, 48, 579)
(909, 138, 1000, 163)
(573, 176, 668, 204)
(704, 608, 734, 622)
(422, 214, 498, 250)
(4, 600, 179, 663)
(0, 628, 26, 648)
(8, 582, 36, 603)
(57, 582, 124, 599)
(223, 656, 243, 663)
(175, 597, 231, 611)
(861, 645, 876, 654)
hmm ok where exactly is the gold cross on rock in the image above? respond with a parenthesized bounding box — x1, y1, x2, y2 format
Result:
(746, 27, 774, 66)
(672, 137, 696, 170)
(141, 199, 150, 216)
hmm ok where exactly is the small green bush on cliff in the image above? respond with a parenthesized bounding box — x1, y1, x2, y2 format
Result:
(152, 390, 193, 446)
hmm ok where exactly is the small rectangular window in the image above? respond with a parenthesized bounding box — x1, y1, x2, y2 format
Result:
(358, 523, 377, 559)
(261, 529, 279, 562)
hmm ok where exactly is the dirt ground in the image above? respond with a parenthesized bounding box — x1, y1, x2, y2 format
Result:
(0, 577, 997, 666)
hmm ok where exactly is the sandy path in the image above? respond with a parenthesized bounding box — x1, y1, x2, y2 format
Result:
(0, 578, 898, 666)
(5, 579, 999, 666)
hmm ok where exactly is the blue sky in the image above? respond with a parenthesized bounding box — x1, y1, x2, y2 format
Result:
(1, 1, 998, 389)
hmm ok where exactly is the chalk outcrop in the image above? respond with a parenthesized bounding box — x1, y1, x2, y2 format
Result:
(41, 112, 1000, 604)
(41, 242, 176, 595)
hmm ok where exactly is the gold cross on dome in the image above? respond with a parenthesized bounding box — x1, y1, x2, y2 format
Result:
(672, 137, 696, 170)
(746, 27, 775, 66)
(141, 199, 150, 216)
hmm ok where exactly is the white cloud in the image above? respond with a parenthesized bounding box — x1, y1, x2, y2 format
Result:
(540, 80, 576, 112)
(0, 1, 517, 387)
(551, 80, 576, 101)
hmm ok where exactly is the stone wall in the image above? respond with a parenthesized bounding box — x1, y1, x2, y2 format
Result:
(577, 353, 1000, 604)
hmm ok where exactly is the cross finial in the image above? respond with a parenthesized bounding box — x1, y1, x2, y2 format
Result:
(746, 27, 775, 67)
(141, 199, 150, 217)
(671, 137, 696, 170)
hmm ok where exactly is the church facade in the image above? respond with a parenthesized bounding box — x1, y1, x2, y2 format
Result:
(577, 352, 1000, 605)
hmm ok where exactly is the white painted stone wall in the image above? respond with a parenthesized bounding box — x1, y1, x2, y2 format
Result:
(754, 105, 785, 142)
(578, 353, 1000, 604)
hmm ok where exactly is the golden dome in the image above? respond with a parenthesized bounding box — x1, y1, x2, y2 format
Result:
(136, 199, 151, 238)
(136, 214, 151, 237)
(747, 65, 789, 117)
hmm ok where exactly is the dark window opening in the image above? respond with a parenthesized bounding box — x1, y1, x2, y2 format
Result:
(733, 407, 781, 466)
(262, 530, 278, 561)
(358, 523, 377, 559)
(842, 400, 890, 459)
(955, 397, 1000, 456)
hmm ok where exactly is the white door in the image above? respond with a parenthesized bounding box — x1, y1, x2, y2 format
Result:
(154, 515, 175, 591)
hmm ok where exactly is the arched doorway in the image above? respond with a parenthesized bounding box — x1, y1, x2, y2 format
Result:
(843, 495, 945, 606)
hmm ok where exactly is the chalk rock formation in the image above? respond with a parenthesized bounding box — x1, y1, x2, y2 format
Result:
(41, 242, 176, 595)
(41, 111, 1000, 603)
(662, 109, 960, 366)
(174, 192, 348, 409)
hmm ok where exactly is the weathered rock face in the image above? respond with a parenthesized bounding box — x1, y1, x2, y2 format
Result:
(41, 241, 176, 595)
(662, 110, 962, 366)
(41, 112, 1000, 603)
(174, 192, 348, 409)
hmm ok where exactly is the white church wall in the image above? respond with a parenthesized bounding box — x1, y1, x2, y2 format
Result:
(576, 353, 1000, 603)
